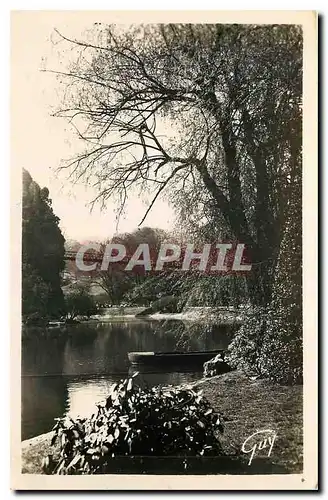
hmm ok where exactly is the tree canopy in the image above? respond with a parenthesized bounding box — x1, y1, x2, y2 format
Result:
(51, 23, 302, 305)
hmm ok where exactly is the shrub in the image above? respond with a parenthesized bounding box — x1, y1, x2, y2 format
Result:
(64, 289, 98, 319)
(226, 303, 302, 385)
(257, 293, 302, 384)
(43, 375, 224, 474)
(226, 307, 267, 377)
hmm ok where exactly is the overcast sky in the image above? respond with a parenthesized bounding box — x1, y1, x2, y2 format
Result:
(12, 12, 175, 242)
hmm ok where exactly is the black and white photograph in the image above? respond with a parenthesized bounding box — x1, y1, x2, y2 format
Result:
(10, 10, 317, 490)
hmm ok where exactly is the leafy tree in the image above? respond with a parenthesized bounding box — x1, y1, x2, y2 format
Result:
(22, 263, 51, 319)
(22, 169, 65, 318)
(258, 171, 302, 383)
(50, 23, 302, 306)
(227, 173, 302, 384)
(128, 267, 248, 309)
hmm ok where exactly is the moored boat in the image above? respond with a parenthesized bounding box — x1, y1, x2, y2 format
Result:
(128, 349, 226, 368)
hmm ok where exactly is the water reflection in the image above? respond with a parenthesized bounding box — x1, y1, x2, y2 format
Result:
(22, 376, 68, 441)
(22, 319, 235, 440)
(67, 376, 122, 420)
(65, 371, 202, 422)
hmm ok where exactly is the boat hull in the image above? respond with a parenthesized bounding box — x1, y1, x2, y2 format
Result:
(128, 350, 226, 368)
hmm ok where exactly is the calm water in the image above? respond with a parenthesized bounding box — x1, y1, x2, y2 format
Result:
(22, 319, 234, 440)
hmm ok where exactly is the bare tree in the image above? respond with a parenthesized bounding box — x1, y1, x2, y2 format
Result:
(89, 227, 169, 305)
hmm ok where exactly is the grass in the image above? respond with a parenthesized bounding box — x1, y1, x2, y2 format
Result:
(194, 370, 303, 473)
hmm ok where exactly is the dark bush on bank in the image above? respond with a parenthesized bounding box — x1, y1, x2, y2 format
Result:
(226, 173, 302, 386)
(226, 304, 302, 385)
(43, 375, 225, 474)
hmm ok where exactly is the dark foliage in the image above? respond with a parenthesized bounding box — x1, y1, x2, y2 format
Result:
(22, 169, 65, 319)
(227, 174, 302, 384)
(64, 288, 98, 319)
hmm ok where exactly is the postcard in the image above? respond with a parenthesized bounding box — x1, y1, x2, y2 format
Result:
(11, 10, 318, 490)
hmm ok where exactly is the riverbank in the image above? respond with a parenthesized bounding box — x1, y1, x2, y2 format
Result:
(21, 370, 302, 474)
(23, 306, 245, 328)
(91, 306, 245, 325)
